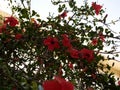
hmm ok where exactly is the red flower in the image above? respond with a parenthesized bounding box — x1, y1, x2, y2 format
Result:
(79, 48, 94, 62)
(91, 38, 98, 46)
(61, 34, 72, 48)
(68, 62, 73, 69)
(43, 80, 61, 90)
(60, 11, 67, 18)
(68, 48, 79, 59)
(15, 34, 22, 40)
(92, 2, 102, 15)
(4, 16, 18, 27)
(43, 76, 74, 90)
(43, 36, 60, 51)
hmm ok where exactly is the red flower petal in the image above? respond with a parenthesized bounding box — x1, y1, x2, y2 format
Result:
(62, 81, 74, 90)
(68, 48, 79, 59)
(43, 36, 60, 51)
(43, 80, 62, 90)
(60, 11, 67, 18)
(15, 34, 22, 40)
(68, 62, 73, 69)
(79, 48, 94, 62)
(54, 76, 74, 90)
(91, 38, 98, 46)
(92, 2, 102, 15)
(54, 76, 66, 84)
(4, 16, 18, 27)
(43, 76, 74, 90)
(62, 35, 72, 48)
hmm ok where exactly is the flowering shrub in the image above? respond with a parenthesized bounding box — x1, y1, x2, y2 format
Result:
(0, 0, 120, 90)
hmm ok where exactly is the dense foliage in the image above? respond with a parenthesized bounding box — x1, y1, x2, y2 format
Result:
(0, 0, 120, 90)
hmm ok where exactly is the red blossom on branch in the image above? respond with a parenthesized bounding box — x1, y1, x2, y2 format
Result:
(0, 0, 118, 89)
(79, 48, 94, 62)
(4, 16, 19, 27)
(92, 2, 102, 15)
(15, 34, 23, 40)
(67, 48, 79, 59)
(61, 34, 72, 48)
(60, 11, 67, 18)
(43, 36, 60, 51)
(68, 62, 73, 69)
(91, 38, 98, 46)
(43, 76, 74, 90)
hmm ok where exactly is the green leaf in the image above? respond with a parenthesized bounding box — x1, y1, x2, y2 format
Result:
(32, 10, 37, 16)
(69, 0, 76, 8)
(21, 9, 29, 18)
(62, 4, 65, 9)
(58, 5, 63, 13)
(110, 33, 114, 37)
(31, 81, 38, 90)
